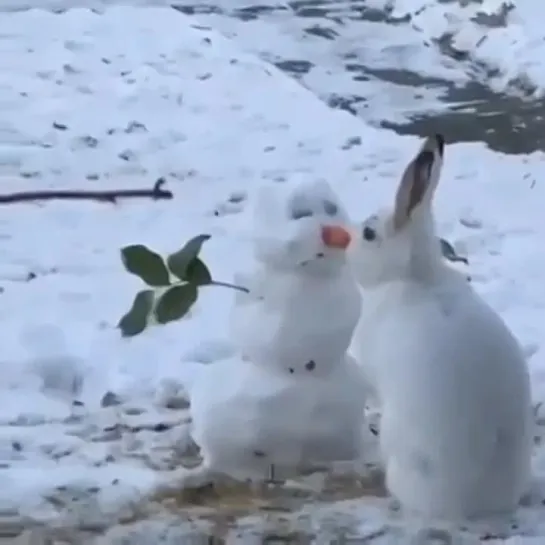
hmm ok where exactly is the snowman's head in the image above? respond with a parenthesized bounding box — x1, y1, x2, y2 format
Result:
(252, 179, 352, 275)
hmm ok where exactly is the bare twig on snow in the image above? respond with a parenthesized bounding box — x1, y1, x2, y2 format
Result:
(0, 178, 173, 204)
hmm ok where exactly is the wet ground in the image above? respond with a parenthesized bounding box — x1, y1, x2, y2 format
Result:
(4, 468, 393, 544)
(173, 0, 545, 155)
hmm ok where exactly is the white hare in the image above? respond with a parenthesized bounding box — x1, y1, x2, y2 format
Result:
(348, 135, 533, 521)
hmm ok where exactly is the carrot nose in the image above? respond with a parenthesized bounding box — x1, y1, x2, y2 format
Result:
(321, 225, 351, 249)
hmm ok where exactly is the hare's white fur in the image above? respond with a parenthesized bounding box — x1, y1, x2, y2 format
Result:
(231, 179, 361, 375)
(348, 136, 532, 521)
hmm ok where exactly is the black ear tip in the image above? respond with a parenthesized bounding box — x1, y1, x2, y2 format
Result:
(415, 149, 435, 168)
(435, 133, 445, 155)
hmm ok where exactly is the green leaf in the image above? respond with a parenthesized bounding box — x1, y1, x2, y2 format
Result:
(118, 289, 154, 337)
(439, 238, 468, 265)
(167, 234, 211, 281)
(154, 284, 198, 325)
(121, 245, 170, 287)
(185, 258, 212, 286)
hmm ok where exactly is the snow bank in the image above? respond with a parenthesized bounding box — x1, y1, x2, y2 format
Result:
(376, 0, 545, 97)
(169, 0, 545, 128)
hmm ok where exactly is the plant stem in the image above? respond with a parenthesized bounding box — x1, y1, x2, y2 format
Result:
(209, 280, 250, 293)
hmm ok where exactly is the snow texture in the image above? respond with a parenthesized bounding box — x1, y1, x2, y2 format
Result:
(168, 0, 545, 127)
(2, 3, 545, 543)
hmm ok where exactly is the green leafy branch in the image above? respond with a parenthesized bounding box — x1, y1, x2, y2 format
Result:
(117, 234, 248, 338)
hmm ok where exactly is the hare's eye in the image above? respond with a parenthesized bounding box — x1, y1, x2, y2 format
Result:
(323, 200, 338, 216)
(363, 226, 376, 241)
(291, 208, 313, 220)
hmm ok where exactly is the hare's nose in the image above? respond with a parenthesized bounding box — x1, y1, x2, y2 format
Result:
(321, 225, 351, 249)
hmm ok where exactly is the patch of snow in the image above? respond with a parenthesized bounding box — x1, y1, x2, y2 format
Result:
(379, 0, 544, 97)
(158, 0, 545, 127)
(1, 4, 545, 542)
(1, 0, 172, 10)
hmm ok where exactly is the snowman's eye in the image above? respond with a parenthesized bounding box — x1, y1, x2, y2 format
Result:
(290, 208, 313, 220)
(363, 226, 376, 241)
(323, 200, 338, 216)
(362, 214, 380, 241)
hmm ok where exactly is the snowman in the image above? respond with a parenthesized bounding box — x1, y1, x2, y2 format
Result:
(231, 179, 363, 376)
(178, 179, 369, 486)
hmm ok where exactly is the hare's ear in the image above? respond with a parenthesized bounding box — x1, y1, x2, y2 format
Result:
(393, 134, 444, 230)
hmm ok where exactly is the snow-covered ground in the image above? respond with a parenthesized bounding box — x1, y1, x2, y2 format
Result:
(4, 1, 545, 126)
(2, 3, 545, 543)
(167, 0, 544, 125)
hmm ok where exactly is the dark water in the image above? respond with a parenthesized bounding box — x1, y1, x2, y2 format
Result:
(173, 0, 545, 155)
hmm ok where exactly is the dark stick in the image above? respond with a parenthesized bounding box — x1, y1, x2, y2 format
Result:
(0, 178, 173, 204)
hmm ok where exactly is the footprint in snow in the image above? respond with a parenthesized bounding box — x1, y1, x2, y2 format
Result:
(213, 190, 247, 217)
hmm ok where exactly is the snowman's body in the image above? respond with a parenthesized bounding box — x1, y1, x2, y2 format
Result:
(188, 353, 366, 480)
(232, 264, 361, 375)
(185, 180, 367, 482)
